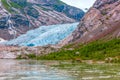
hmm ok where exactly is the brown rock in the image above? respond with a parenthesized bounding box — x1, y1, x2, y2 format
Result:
(60, 0, 120, 46)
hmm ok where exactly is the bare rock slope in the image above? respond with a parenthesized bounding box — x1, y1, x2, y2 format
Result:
(61, 0, 120, 45)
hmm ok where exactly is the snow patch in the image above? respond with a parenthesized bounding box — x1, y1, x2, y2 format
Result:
(0, 38, 6, 43)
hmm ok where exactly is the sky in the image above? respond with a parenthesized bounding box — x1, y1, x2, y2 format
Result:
(61, 0, 96, 11)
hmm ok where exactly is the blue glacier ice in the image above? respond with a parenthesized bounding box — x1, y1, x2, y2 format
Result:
(5, 23, 79, 46)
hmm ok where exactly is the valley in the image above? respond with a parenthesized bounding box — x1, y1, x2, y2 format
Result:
(0, 0, 120, 80)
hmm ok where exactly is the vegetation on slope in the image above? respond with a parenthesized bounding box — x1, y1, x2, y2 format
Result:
(1, 0, 23, 12)
(10, 2, 22, 9)
(18, 38, 120, 63)
(1, 0, 11, 12)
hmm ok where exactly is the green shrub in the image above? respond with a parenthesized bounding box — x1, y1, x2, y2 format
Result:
(1, 0, 11, 12)
(36, 39, 120, 61)
(1, 0, 23, 12)
(17, 38, 120, 62)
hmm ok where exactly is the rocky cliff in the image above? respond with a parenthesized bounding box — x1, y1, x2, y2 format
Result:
(61, 0, 120, 45)
(0, 0, 84, 40)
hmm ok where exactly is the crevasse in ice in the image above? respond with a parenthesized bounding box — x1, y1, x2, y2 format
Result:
(5, 23, 79, 46)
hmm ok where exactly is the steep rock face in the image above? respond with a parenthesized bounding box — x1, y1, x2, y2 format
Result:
(27, 0, 84, 21)
(61, 0, 120, 45)
(0, 0, 84, 40)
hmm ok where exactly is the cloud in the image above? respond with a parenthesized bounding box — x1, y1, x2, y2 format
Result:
(61, 0, 96, 11)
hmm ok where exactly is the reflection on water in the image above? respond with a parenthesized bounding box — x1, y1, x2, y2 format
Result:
(0, 60, 120, 80)
(53, 62, 120, 80)
(0, 60, 73, 80)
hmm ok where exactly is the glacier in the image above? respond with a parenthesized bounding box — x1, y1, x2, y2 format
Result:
(4, 23, 79, 46)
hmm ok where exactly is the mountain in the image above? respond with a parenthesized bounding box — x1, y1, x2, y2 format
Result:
(0, 0, 120, 60)
(4, 23, 78, 46)
(35, 0, 120, 62)
(60, 0, 120, 45)
(0, 0, 84, 40)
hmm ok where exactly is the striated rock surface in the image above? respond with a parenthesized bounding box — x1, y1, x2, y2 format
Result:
(0, 0, 84, 40)
(61, 0, 120, 45)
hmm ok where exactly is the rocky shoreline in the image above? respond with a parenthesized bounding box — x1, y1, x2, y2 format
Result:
(0, 45, 59, 59)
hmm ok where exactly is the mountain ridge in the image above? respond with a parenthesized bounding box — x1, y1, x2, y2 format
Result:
(60, 0, 120, 45)
(0, 0, 120, 60)
(0, 0, 84, 40)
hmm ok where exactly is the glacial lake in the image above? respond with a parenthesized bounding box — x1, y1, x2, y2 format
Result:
(0, 59, 120, 80)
